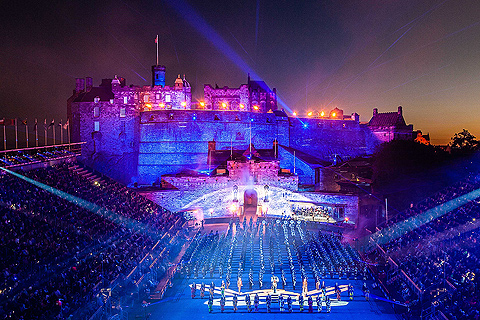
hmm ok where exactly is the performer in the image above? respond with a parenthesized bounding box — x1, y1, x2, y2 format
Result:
(316, 294, 322, 313)
(266, 293, 272, 313)
(336, 286, 341, 301)
(208, 295, 213, 313)
(191, 282, 196, 299)
(246, 294, 252, 312)
(220, 296, 225, 313)
(299, 294, 304, 312)
(237, 277, 243, 293)
(279, 294, 284, 312)
(326, 296, 331, 313)
(249, 272, 254, 290)
(200, 283, 205, 299)
(316, 279, 320, 291)
(271, 275, 278, 293)
(221, 281, 225, 299)
(302, 277, 308, 295)
(233, 294, 238, 313)
(308, 295, 313, 313)
(254, 293, 260, 312)
(348, 283, 354, 300)
(365, 288, 370, 301)
(209, 283, 215, 298)
(287, 295, 293, 313)
(322, 285, 327, 301)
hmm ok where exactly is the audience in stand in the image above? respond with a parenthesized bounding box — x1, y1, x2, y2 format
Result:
(0, 163, 183, 320)
(370, 173, 480, 319)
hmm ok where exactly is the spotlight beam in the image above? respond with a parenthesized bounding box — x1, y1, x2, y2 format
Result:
(0, 166, 160, 239)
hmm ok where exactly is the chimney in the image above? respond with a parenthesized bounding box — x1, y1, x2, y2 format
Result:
(398, 106, 403, 115)
(373, 108, 378, 116)
(86, 77, 93, 92)
(75, 78, 85, 93)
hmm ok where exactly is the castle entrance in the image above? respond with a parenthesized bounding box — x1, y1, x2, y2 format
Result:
(243, 189, 258, 216)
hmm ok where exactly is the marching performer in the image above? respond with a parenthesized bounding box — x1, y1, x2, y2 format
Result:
(348, 283, 354, 300)
(208, 295, 213, 313)
(200, 282, 205, 299)
(191, 282, 196, 299)
(279, 294, 284, 312)
(233, 294, 238, 312)
(316, 294, 322, 313)
(326, 296, 331, 313)
(254, 293, 260, 312)
(220, 296, 225, 313)
(287, 295, 293, 313)
(220, 281, 225, 299)
(237, 276, 242, 293)
(308, 295, 313, 313)
(299, 294, 304, 312)
(245, 294, 252, 312)
(266, 293, 272, 313)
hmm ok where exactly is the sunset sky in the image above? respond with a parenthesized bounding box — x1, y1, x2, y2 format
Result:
(1, 0, 480, 144)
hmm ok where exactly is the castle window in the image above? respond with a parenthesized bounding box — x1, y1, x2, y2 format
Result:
(123, 96, 128, 104)
(165, 94, 171, 102)
(109, 99, 114, 104)
(93, 106, 100, 118)
(144, 95, 150, 102)
(120, 107, 126, 118)
(156, 94, 160, 100)
(94, 96, 100, 103)
(94, 121, 100, 132)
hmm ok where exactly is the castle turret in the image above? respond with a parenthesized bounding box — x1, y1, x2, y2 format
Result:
(152, 65, 166, 87)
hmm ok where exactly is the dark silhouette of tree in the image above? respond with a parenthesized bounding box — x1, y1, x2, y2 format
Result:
(450, 129, 479, 153)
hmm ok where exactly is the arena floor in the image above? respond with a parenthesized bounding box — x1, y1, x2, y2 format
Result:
(127, 220, 401, 319)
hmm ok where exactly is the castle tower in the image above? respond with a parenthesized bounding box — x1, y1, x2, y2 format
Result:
(152, 65, 166, 87)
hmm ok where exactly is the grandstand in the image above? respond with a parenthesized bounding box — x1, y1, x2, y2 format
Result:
(1, 147, 480, 320)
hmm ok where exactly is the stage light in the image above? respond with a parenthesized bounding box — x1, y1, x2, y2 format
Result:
(253, 105, 259, 110)
(320, 111, 325, 117)
(307, 111, 313, 117)
(159, 103, 165, 108)
(292, 112, 297, 117)
(199, 101, 205, 107)
(181, 101, 187, 107)
(239, 104, 245, 109)
(345, 217, 349, 222)
(230, 203, 237, 212)
(332, 112, 336, 117)
(145, 104, 152, 110)
(303, 123, 308, 128)
(222, 102, 227, 108)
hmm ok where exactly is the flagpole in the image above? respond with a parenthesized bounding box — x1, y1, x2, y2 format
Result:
(25, 119, 28, 148)
(15, 118, 18, 149)
(60, 119, 63, 145)
(156, 34, 159, 65)
(35, 118, 38, 147)
(44, 119, 47, 146)
(3, 123, 6, 151)
(67, 120, 70, 149)
(52, 119, 55, 145)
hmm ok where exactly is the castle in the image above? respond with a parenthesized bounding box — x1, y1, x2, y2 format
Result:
(68, 63, 414, 190)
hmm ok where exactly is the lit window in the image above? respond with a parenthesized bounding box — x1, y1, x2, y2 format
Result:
(165, 94, 171, 102)
(94, 121, 100, 132)
(120, 107, 126, 118)
(94, 96, 100, 103)
(109, 99, 114, 104)
(156, 94, 160, 100)
(93, 106, 99, 117)
(144, 95, 149, 102)
(123, 96, 128, 104)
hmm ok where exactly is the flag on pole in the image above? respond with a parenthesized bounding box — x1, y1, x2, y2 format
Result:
(155, 35, 158, 43)
(48, 119, 55, 128)
(33, 119, 38, 131)
(22, 119, 27, 125)
(0, 118, 14, 126)
(63, 119, 69, 130)
(58, 120, 62, 127)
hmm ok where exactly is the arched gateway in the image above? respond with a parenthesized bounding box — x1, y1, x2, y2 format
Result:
(243, 188, 258, 216)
